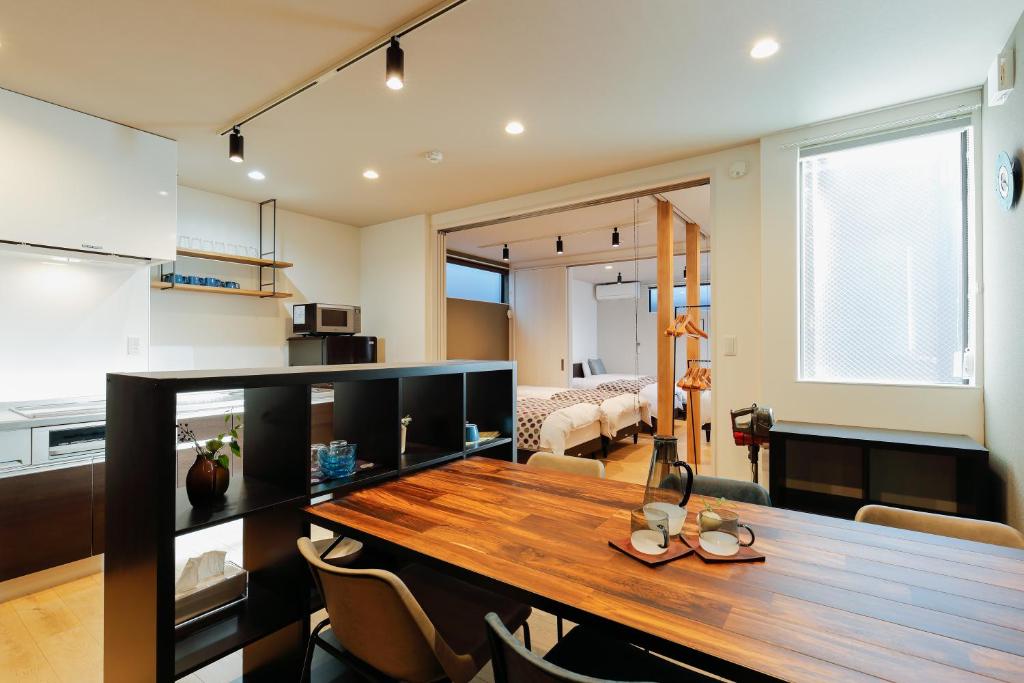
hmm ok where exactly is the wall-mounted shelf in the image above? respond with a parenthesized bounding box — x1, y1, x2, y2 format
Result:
(151, 282, 292, 299)
(175, 248, 293, 269)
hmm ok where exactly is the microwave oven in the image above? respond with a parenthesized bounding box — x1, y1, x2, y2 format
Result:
(292, 303, 361, 335)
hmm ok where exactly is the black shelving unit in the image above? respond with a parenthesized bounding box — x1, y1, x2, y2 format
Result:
(104, 360, 515, 681)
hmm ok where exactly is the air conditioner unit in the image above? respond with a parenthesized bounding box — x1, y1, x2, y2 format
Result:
(594, 282, 639, 301)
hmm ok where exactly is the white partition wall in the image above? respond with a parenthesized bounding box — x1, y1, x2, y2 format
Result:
(511, 266, 569, 386)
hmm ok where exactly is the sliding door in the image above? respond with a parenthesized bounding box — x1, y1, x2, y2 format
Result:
(512, 266, 568, 386)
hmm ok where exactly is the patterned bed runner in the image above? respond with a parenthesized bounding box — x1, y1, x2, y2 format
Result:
(595, 376, 656, 394)
(549, 389, 625, 405)
(517, 396, 585, 451)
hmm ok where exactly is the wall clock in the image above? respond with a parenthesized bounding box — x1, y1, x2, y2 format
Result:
(996, 150, 1020, 211)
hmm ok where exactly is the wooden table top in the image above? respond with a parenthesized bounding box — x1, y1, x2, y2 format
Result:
(305, 458, 1024, 683)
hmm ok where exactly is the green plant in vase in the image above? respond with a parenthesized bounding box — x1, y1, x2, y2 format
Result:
(178, 414, 243, 507)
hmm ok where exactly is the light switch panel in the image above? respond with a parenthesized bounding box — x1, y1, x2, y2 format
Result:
(723, 335, 738, 357)
(126, 335, 142, 356)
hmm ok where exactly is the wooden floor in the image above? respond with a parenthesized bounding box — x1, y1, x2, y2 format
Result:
(0, 569, 564, 683)
(0, 425, 712, 683)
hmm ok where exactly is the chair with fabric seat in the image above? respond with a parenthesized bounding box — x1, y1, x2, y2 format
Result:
(485, 612, 714, 683)
(527, 452, 606, 478)
(662, 473, 772, 506)
(297, 537, 532, 682)
(854, 505, 1024, 549)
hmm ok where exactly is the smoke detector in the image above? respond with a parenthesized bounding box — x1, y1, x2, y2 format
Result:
(424, 150, 444, 164)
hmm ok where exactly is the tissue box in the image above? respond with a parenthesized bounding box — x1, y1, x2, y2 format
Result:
(174, 561, 248, 625)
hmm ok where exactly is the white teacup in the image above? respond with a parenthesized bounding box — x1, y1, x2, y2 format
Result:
(643, 502, 686, 536)
(630, 530, 669, 555)
(699, 530, 740, 556)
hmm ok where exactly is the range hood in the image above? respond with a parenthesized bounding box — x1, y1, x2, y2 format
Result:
(0, 88, 177, 263)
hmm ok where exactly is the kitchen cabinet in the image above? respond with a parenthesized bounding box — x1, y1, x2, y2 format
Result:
(92, 458, 105, 555)
(0, 464, 93, 581)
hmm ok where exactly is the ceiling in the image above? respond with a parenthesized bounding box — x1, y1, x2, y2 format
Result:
(2, 1, 1020, 226)
(570, 256, 686, 285)
(445, 184, 709, 265)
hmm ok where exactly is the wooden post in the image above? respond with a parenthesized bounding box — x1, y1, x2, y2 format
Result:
(685, 222, 701, 464)
(656, 199, 674, 437)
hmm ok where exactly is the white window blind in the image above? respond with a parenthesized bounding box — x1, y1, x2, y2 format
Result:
(799, 120, 973, 386)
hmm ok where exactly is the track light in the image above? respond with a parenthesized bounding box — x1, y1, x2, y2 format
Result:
(228, 126, 244, 163)
(556, 236, 564, 255)
(617, 272, 623, 284)
(502, 244, 509, 261)
(612, 227, 620, 248)
(385, 37, 405, 90)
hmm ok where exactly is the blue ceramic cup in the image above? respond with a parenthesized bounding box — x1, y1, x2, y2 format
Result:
(187, 275, 201, 285)
(465, 423, 479, 445)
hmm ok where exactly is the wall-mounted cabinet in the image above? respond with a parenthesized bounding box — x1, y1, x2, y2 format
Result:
(0, 89, 177, 262)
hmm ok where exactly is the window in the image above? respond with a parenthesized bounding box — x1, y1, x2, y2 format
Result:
(647, 283, 711, 313)
(445, 257, 508, 304)
(799, 120, 974, 386)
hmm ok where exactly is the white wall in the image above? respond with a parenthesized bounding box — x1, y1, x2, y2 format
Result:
(0, 252, 150, 401)
(596, 296, 697, 383)
(759, 91, 984, 445)
(360, 215, 430, 362)
(569, 278, 598, 366)
(982, 14, 1024, 529)
(150, 187, 361, 370)
(432, 144, 762, 480)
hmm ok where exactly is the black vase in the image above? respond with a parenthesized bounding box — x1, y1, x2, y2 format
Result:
(185, 454, 230, 506)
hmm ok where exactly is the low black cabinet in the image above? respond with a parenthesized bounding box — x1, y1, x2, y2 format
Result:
(0, 464, 93, 581)
(769, 421, 991, 521)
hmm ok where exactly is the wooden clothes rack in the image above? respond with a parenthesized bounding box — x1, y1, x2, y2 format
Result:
(665, 310, 709, 470)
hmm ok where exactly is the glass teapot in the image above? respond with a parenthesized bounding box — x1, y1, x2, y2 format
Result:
(641, 435, 694, 537)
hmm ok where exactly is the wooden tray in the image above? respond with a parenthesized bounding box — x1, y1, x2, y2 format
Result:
(682, 535, 765, 563)
(609, 536, 694, 566)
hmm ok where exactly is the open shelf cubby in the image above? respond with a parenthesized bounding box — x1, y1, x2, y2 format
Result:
(105, 361, 514, 681)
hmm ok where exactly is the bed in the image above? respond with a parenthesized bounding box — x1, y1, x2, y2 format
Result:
(570, 365, 684, 425)
(517, 385, 648, 457)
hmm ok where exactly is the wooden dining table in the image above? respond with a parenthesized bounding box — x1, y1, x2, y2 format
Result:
(305, 457, 1024, 683)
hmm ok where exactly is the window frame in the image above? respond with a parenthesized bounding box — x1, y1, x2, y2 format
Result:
(445, 255, 509, 305)
(795, 117, 978, 389)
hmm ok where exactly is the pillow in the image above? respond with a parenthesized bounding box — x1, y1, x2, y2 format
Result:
(577, 362, 591, 378)
(588, 358, 607, 375)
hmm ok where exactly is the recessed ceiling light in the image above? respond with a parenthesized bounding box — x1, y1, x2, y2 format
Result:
(505, 121, 525, 135)
(604, 265, 613, 270)
(750, 37, 779, 59)
(247, 170, 266, 181)
(158, 190, 169, 196)
(363, 169, 380, 180)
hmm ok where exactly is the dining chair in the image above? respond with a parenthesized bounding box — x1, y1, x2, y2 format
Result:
(485, 612, 714, 683)
(526, 451, 603, 640)
(854, 504, 1024, 549)
(297, 537, 532, 683)
(662, 473, 772, 506)
(526, 452, 606, 478)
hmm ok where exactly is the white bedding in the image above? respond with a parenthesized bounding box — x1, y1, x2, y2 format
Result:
(569, 374, 684, 423)
(517, 386, 648, 440)
(516, 387, 602, 455)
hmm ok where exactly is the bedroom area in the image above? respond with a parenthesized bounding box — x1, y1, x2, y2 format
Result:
(442, 183, 715, 478)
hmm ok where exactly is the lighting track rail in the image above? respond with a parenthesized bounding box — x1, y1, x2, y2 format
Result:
(218, 0, 473, 136)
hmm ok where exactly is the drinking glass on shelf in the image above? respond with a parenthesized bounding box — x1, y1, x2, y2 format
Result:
(227, 243, 242, 256)
(246, 245, 258, 258)
(214, 241, 226, 254)
(190, 237, 203, 250)
(202, 239, 214, 252)
(178, 235, 190, 249)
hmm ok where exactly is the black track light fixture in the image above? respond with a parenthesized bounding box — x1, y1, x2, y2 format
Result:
(612, 227, 620, 247)
(502, 244, 509, 261)
(228, 126, 244, 163)
(385, 37, 405, 90)
(556, 236, 564, 255)
(617, 271, 623, 284)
